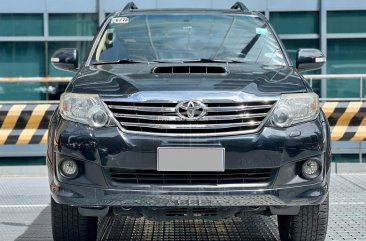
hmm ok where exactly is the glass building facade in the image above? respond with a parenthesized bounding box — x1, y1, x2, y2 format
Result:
(0, 0, 365, 101)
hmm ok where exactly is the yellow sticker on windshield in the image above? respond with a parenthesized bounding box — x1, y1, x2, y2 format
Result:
(111, 17, 129, 24)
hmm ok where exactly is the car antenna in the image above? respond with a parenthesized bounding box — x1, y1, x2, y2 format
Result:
(123, 2, 139, 11)
(230, 2, 249, 11)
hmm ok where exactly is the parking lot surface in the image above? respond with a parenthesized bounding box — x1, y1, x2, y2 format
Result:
(1, 167, 365, 241)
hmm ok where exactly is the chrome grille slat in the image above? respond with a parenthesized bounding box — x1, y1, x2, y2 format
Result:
(120, 121, 262, 129)
(113, 113, 268, 121)
(207, 105, 273, 112)
(104, 100, 276, 136)
(108, 105, 176, 112)
(108, 104, 273, 113)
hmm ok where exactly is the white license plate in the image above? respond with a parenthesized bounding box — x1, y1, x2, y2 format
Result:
(157, 147, 225, 172)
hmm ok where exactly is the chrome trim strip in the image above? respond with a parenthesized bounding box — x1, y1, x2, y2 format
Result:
(108, 104, 273, 112)
(108, 105, 176, 112)
(207, 104, 273, 112)
(113, 121, 268, 137)
(113, 112, 267, 121)
(119, 121, 262, 129)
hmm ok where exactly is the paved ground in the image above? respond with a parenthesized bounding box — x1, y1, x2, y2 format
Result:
(0, 166, 366, 241)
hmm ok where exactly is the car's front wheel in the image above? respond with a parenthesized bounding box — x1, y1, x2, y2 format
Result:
(277, 195, 329, 241)
(51, 197, 98, 241)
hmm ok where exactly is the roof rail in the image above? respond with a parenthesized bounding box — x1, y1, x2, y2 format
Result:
(123, 2, 139, 11)
(230, 2, 249, 11)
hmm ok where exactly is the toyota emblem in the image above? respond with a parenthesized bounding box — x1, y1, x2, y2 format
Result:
(176, 101, 207, 121)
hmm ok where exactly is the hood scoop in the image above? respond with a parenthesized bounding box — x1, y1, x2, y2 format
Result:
(152, 66, 227, 74)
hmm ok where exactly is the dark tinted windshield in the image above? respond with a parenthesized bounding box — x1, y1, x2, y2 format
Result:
(92, 14, 286, 66)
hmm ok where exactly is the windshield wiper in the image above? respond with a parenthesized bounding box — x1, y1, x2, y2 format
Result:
(180, 58, 246, 64)
(92, 59, 151, 65)
(93, 58, 247, 65)
(150, 58, 246, 64)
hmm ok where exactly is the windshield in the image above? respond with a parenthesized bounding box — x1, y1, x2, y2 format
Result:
(92, 14, 286, 66)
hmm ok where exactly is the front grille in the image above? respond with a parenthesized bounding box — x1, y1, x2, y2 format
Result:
(104, 100, 276, 136)
(107, 168, 274, 185)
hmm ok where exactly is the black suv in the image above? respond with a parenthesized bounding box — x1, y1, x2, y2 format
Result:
(48, 2, 331, 241)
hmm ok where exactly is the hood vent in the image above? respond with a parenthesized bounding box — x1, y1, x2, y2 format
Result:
(152, 66, 227, 74)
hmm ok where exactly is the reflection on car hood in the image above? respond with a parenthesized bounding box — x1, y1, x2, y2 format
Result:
(67, 64, 308, 97)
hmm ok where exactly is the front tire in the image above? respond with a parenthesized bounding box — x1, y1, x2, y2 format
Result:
(51, 197, 98, 241)
(277, 195, 329, 241)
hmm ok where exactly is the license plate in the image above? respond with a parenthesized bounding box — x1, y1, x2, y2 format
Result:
(157, 147, 225, 172)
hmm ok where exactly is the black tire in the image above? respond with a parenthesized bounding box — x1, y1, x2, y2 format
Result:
(277, 195, 329, 241)
(51, 197, 98, 241)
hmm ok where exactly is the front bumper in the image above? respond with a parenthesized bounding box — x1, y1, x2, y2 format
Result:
(51, 178, 329, 207)
(48, 111, 331, 208)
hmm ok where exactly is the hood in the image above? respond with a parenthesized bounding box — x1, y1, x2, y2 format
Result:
(67, 63, 308, 97)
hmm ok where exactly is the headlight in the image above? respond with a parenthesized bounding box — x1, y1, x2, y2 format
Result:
(60, 93, 111, 127)
(268, 93, 319, 127)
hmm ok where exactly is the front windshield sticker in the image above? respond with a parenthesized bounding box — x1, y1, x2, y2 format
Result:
(256, 28, 268, 35)
(111, 17, 129, 24)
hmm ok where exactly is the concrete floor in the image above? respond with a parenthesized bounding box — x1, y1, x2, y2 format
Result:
(0, 166, 366, 241)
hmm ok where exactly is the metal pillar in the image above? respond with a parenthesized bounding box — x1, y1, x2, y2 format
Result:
(98, 0, 105, 26)
(320, 0, 327, 98)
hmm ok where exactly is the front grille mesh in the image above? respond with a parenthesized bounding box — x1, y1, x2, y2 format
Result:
(104, 100, 276, 135)
(107, 168, 274, 185)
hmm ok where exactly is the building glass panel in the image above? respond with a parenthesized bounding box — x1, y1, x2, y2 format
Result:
(327, 39, 366, 98)
(0, 14, 43, 36)
(0, 82, 47, 101)
(0, 42, 45, 100)
(49, 14, 98, 36)
(328, 11, 366, 33)
(0, 42, 45, 77)
(270, 12, 319, 34)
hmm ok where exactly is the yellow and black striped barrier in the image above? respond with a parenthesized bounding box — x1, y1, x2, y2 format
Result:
(321, 102, 366, 141)
(0, 102, 366, 144)
(0, 103, 57, 145)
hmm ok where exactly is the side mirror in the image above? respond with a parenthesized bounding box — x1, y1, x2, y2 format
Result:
(51, 48, 78, 72)
(296, 49, 326, 72)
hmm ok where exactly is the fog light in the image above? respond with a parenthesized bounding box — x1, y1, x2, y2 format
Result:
(301, 160, 320, 180)
(60, 160, 78, 178)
